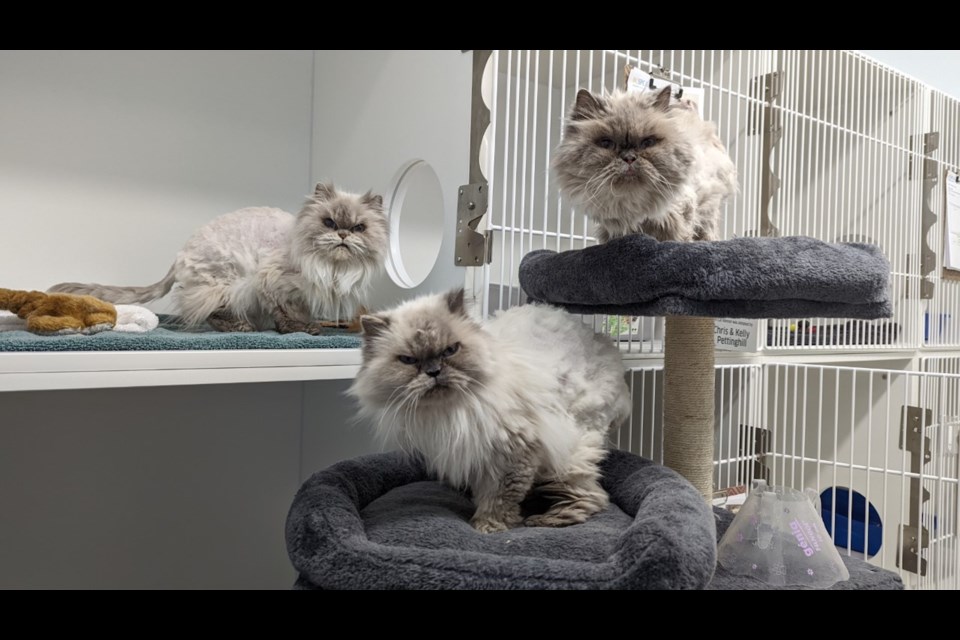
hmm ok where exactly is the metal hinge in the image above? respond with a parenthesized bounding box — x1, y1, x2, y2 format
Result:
(900, 405, 933, 463)
(897, 525, 930, 576)
(455, 183, 492, 266)
(911, 131, 940, 299)
(897, 405, 932, 576)
(751, 70, 783, 238)
(456, 50, 493, 268)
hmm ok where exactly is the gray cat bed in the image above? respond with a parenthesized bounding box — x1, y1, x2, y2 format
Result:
(518, 234, 892, 319)
(286, 449, 902, 590)
(286, 449, 717, 589)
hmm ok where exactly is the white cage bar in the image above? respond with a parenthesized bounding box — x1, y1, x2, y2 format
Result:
(624, 362, 960, 590)
(474, 50, 960, 589)
(476, 50, 948, 353)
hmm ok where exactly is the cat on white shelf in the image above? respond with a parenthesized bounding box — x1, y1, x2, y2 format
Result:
(51, 183, 388, 333)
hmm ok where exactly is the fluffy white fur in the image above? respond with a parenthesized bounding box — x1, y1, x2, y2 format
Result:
(172, 206, 377, 327)
(50, 184, 388, 333)
(349, 291, 631, 532)
(553, 87, 737, 242)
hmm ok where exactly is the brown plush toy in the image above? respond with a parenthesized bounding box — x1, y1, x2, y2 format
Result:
(0, 288, 117, 335)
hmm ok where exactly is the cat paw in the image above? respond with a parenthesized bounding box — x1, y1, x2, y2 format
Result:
(303, 322, 328, 335)
(470, 516, 509, 533)
(524, 512, 585, 528)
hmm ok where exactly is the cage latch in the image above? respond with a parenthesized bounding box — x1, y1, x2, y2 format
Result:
(455, 183, 492, 267)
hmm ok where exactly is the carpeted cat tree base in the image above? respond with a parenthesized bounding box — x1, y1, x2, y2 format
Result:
(518, 234, 893, 499)
(286, 450, 902, 590)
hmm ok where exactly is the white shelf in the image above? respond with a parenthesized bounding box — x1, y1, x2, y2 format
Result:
(0, 348, 362, 392)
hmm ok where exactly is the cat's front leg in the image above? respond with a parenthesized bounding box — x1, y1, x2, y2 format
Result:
(469, 463, 536, 533)
(272, 307, 311, 334)
(305, 306, 368, 333)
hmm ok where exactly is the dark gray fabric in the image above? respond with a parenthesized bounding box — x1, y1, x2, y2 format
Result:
(286, 449, 717, 590)
(708, 509, 903, 590)
(518, 235, 892, 319)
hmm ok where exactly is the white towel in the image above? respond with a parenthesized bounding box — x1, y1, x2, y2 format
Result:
(0, 305, 158, 333)
(113, 304, 159, 333)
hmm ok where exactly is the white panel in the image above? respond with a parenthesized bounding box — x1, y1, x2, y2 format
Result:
(0, 383, 302, 589)
(0, 50, 314, 307)
(300, 379, 381, 480)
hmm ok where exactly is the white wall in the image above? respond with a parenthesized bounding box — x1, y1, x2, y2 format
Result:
(311, 50, 472, 308)
(0, 50, 314, 299)
(861, 50, 960, 99)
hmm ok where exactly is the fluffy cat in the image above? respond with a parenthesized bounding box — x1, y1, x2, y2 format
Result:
(50, 183, 388, 333)
(349, 289, 631, 533)
(552, 86, 737, 242)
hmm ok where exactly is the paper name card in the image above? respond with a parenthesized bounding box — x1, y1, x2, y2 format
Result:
(944, 170, 960, 272)
(627, 67, 704, 118)
(714, 318, 758, 352)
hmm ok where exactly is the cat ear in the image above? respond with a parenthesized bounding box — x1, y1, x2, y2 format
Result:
(314, 182, 336, 201)
(445, 288, 466, 316)
(360, 314, 390, 338)
(571, 89, 605, 120)
(361, 190, 384, 209)
(653, 86, 673, 111)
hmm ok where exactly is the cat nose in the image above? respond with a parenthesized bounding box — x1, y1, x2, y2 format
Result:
(621, 152, 637, 163)
(338, 230, 349, 239)
(424, 364, 443, 378)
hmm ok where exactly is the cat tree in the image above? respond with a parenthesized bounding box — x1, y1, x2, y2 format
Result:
(517, 233, 893, 499)
(283, 234, 901, 591)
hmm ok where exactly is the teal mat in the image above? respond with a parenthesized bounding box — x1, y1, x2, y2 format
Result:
(0, 317, 360, 352)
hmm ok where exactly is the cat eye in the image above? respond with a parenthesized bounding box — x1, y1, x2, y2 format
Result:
(398, 355, 418, 365)
(597, 138, 615, 150)
(323, 218, 338, 230)
(352, 224, 366, 233)
(638, 136, 658, 150)
(441, 342, 461, 357)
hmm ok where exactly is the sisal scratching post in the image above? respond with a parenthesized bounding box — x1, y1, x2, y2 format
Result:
(663, 315, 715, 499)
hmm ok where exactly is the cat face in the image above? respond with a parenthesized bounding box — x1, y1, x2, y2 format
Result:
(552, 88, 695, 217)
(294, 183, 388, 266)
(350, 289, 491, 413)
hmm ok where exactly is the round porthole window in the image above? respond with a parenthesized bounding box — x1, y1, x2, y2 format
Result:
(384, 160, 445, 289)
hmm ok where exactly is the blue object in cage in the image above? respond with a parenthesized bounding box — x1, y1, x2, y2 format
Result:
(820, 487, 882, 558)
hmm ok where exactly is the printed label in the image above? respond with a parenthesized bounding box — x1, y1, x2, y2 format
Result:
(714, 318, 758, 352)
(789, 518, 824, 557)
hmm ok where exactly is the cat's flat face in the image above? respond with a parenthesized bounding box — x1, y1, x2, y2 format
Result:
(552, 88, 695, 214)
(295, 183, 388, 266)
(351, 290, 490, 413)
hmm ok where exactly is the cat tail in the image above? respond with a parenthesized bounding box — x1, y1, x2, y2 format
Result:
(49, 263, 176, 304)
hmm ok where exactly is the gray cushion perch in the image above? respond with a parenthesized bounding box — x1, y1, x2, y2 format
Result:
(286, 449, 902, 590)
(518, 234, 893, 500)
(518, 234, 892, 320)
